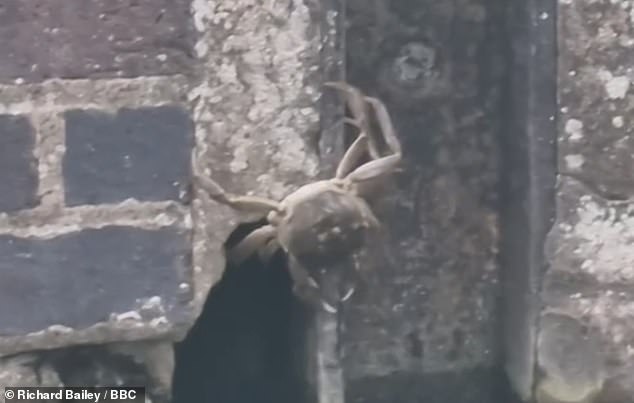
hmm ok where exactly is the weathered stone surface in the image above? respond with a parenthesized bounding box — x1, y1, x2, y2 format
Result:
(63, 106, 194, 206)
(558, 0, 634, 199)
(35, 342, 172, 402)
(0, 354, 61, 400)
(0, 115, 38, 212)
(543, 177, 634, 402)
(109, 341, 175, 399)
(186, 0, 322, 360)
(342, 0, 506, 400)
(163, 0, 325, 400)
(0, 0, 194, 83)
(0, 226, 192, 353)
(535, 311, 604, 403)
(346, 368, 508, 403)
(538, 0, 634, 400)
(545, 178, 634, 287)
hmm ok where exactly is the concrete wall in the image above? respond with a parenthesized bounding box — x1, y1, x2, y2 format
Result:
(341, 0, 508, 402)
(1, 0, 634, 403)
(538, 0, 634, 401)
(503, 0, 634, 402)
(0, 0, 329, 401)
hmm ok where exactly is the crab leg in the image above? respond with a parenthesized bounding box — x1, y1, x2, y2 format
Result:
(194, 168, 281, 214)
(324, 81, 381, 159)
(364, 96, 402, 157)
(286, 255, 335, 313)
(343, 90, 402, 194)
(335, 133, 370, 179)
(226, 225, 278, 265)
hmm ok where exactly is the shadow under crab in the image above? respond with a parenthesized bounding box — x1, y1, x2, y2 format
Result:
(194, 82, 402, 313)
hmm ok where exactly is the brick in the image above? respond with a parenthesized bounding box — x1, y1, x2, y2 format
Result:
(0, 226, 192, 337)
(0, 0, 193, 83)
(63, 106, 193, 206)
(0, 115, 38, 212)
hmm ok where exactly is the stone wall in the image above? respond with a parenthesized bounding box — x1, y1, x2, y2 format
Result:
(342, 0, 507, 401)
(503, 0, 634, 402)
(0, 0, 329, 402)
(0, 2, 195, 353)
(539, 0, 634, 402)
(2, 1, 634, 403)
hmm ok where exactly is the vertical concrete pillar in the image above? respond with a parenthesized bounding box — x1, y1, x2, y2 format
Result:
(342, 0, 509, 401)
(501, 0, 557, 400)
(504, 0, 634, 402)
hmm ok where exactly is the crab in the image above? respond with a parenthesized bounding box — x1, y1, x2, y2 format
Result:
(194, 82, 401, 313)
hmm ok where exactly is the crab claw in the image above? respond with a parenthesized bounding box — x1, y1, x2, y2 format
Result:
(341, 286, 356, 302)
(322, 301, 338, 314)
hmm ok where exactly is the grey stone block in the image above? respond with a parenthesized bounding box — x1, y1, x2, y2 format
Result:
(536, 0, 634, 401)
(0, 115, 38, 212)
(346, 368, 507, 403)
(342, 0, 509, 401)
(535, 311, 604, 403)
(0, 353, 61, 402)
(34, 342, 173, 401)
(0, 0, 194, 83)
(543, 177, 634, 403)
(0, 226, 192, 340)
(63, 106, 193, 206)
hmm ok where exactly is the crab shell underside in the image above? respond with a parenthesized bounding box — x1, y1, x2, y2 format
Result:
(265, 181, 379, 309)
(275, 181, 377, 266)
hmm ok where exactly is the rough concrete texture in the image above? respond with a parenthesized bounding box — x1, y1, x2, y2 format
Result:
(342, 0, 506, 401)
(538, 0, 634, 401)
(187, 1, 343, 401)
(9, 342, 173, 402)
(0, 0, 194, 83)
(187, 0, 323, 346)
(108, 341, 175, 399)
(189, 0, 342, 401)
(558, 0, 634, 200)
(535, 310, 604, 403)
(543, 178, 634, 402)
(0, 354, 62, 402)
(0, 0, 331, 398)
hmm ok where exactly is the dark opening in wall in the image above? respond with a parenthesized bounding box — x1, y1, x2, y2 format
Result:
(172, 220, 311, 403)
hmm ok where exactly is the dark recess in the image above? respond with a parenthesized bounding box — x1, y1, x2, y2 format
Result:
(339, 0, 556, 401)
(172, 221, 311, 403)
